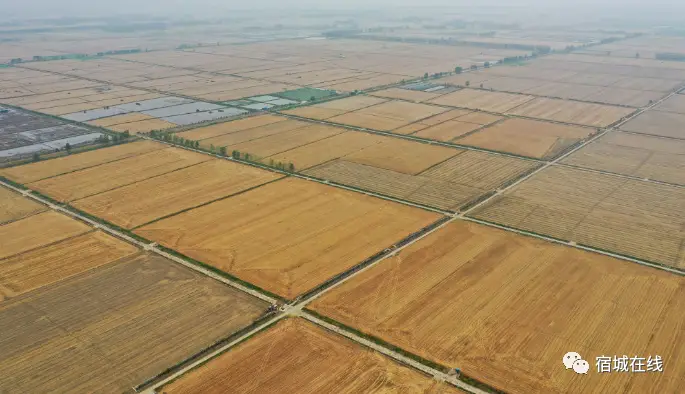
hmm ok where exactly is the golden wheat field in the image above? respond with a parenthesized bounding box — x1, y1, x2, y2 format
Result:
(0, 140, 165, 184)
(457, 118, 594, 158)
(304, 150, 539, 211)
(311, 221, 685, 394)
(562, 131, 685, 185)
(343, 138, 459, 175)
(508, 97, 635, 127)
(470, 166, 685, 268)
(0, 211, 91, 259)
(0, 253, 269, 393)
(428, 89, 535, 113)
(73, 159, 282, 229)
(160, 318, 464, 394)
(175, 114, 288, 141)
(0, 231, 138, 301)
(620, 111, 685, 139)
(0, 187, 45, 224)
(327, 100, 449, 131)
(135, 178, 440, 299)
(29, 147, 210, 202)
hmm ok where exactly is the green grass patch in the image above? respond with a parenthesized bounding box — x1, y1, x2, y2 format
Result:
(275, 87, 337, 102)
(0, 176, 27, 190)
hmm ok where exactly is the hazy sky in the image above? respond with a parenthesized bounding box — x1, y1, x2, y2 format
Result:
(0, 0, 682, 21)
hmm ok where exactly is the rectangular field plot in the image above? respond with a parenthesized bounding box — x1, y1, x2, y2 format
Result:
(0, 140, 165, 184)
(0, 231, 138, 301)
(457, 118, 595, 159)
(136, 178, 440, 299)
(187, 119, 317, 151)
(161, 318, 462, 394)
(470, 166, 685, 269)
(0, 187, 45, 224)
(304, 150, 539, 211)
(562, 132, 685, 185)
(326, 100, 449, 131)
(73, 159, 282, 229)
(0, 253, 268, 393)
(342, 138, 459, 175)
(28, 147, 210, 202)
(654, 94, 685, 114)
(90, 114, 177, 134)
(620, 111, 685, 139)
(508, 97, 634, 127)
(311, 221, 685, 394)
(427, 89, 535, 113)
(283, 96, 387, 120)
(175, 114, 288, 141)
(369, 87, 444, 102)
(0, 211, 91, 259)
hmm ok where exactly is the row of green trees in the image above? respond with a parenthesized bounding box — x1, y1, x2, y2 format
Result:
(148, 130, 296, 172)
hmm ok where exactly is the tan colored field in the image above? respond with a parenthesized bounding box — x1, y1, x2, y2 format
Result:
(0, 231, 138, 301)
(161, 318, 462, 394)
(413, 121, 483, 142)
(305, 151, 538, 211)
(175, 114, 287, 141)
(344, 138, 459, 174)
(328, 100, 449, 131)
(508, 97, 635, 127)
(581, 87, 664, 107)
(224, 124, 344, 158)
(194, 119, 313, 148)
(136, 178, 439, 299)
(455, 112, 503, 125)
(41, 102, 102, 115)
(29, 147, 210, 202)
(523, 81, 603, 101)
(419, 109, 473, 125)
(621, 111, 685, 139)
(0, 211, 91, 259)
(0, 187, 45, 224)
(471, 166, 685, 268)
(311, 221, 685, 394)
(107, 118, 178, 134)
(283, 96, 387, 120)
(654, 93, 685, 114)
(612, 77, 682, 92)
(74, 159, 282, 229)
(0, 140, 165, 184)
(428, 89, 535, 113)
(88, 112, 155, 127)
(266, 131, 386, 170)
(563, 131, 685, 185)
(0, 253, 269, 393)
(458, 118, 593, 159)
(370, 87, 443, 102)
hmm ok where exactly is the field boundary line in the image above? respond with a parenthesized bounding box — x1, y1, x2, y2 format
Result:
(555, 162, 685, 190)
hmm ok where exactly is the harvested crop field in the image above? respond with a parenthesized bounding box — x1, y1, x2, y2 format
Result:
(73, 159, 282, 229)
(508, 97, 634, 127)
(88, 112, 157, 127)
(562, 131, 685, 185)
(0, 211, 91, 259)
(29, 147, 210, 202)
(310, 221, 685, 394)
(654, 93, 685, 114)
(265, 131, 386, 171)
(304, 150, 539, 211)
(175, 114, 287, 141)
(283, 96, 387, 120)
(428, 89, 535, 113)
(0, 187, 45, 224)
(0, 231, 138, 301)
(0, 253, 269, 393)
(620, 111, 685, 139)
(161, 318, 462, 394)
(327, 100, 449, 131)
(190, 119, 314, 149)
(223, 124, 344, 158)
(370, 87, 443, 102)
(136, 178, 440, 299)
(343, 138, 459, 175)
(470, 166, 685, 269)
(413, 121, 483, 142)
(106, 118, 178, 133)
(0, 140, 165, 184)
(457, 118, 594, 158)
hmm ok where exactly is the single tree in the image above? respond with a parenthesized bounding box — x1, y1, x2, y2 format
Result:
(65, 143, 72, 154)
(480, 83, 483, 89)
(288, 162, 295, 172)
(310, 95, 316, 101)
(465, 81, 470, 87)
(484, 61, 490, 68)
(32, 152, 40, 162)
(424, 72, 429, 79)
(210, 144, 215, 152)
(219, 146, 227, 156)
(455, 66, 463, 74)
